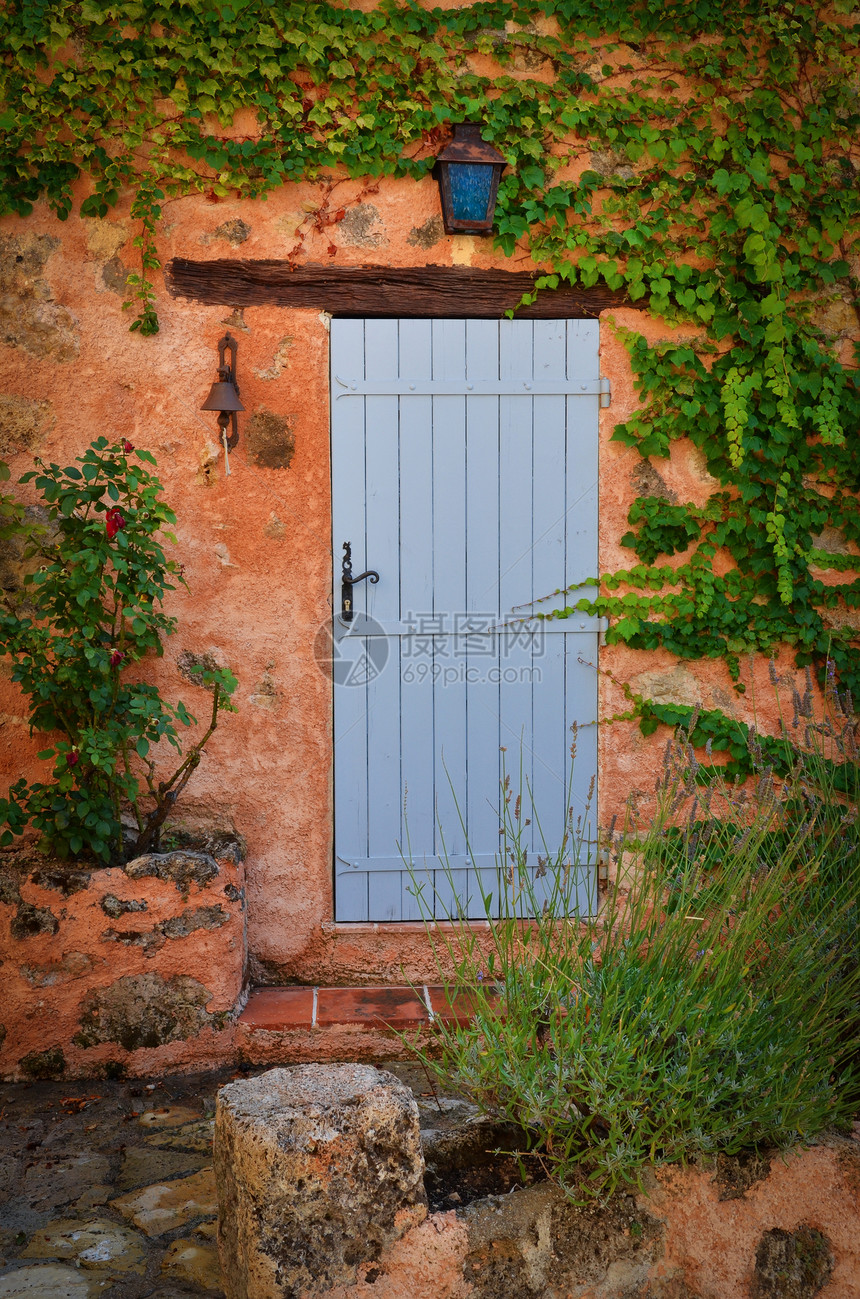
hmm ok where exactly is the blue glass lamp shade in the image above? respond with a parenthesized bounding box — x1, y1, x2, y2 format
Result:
(448, 164, 494, 222)
(435, 124, 506, 234)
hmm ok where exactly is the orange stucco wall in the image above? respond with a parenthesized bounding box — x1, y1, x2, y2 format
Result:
(0, 167, 847, 990)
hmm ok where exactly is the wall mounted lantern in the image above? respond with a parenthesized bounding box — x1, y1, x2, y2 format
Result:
(201, 332, 244, 472)
(434, 123, 507, 235)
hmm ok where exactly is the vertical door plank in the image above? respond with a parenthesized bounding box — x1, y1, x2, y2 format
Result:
(397, 319, 436, 915)
(331, 320, 370, 921)
(430, 321, 468, 910)
(463, 319, 503, 918)
(363, 321, 404, 918)
(363, 319, 400, 626)
(565, 635, 600, 872)
(531, 320, 571, 619)
(498, 321, 536, 871)
(565, 322, 599, 595)
(528, 320, 571, 860)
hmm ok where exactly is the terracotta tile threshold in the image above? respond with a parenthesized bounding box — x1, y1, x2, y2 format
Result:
(240, 985, 498, 1032)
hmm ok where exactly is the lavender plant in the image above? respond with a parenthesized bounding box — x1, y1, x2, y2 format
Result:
(416, 685, 860, 1202)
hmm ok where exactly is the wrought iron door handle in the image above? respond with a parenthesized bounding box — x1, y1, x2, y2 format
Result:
(341, 541, 379, 622)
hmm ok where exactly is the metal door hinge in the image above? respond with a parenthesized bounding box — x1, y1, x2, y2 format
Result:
(599, 377, 611, 408)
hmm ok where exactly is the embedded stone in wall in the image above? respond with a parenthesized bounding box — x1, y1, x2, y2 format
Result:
(202, 830, 247, 864)
(510, 44, 551, 73)
(18, 1045, 66, 1079)
(73, 971, 215, 1051)
(101, 893, 147, 918)
(176, 648, 221, 689)
(215, 1064, 428, 1299)
(159, 903, 229, 938)
(248, 669, 277, 710)
(811, 525, 854, 556)
(0, 232, 79, 361)
(687, 445, 721, 487)
(221, 307, 249, 332)
(590, 148, 637, 180)
(0, 863, 24, 905)
(0, 394, 55, 455)
(123, 849, 219, 894)
(214, 541, 237, 567)
(214, 218, 251, 246)
(630, 459, 677, 503)
(0, 502, 51, 596)
(632, 665, 703, 710)
(101, 926, 165, 956)
(461, 1179, 664, 1298)
(253, 336, 293, 380)
(10, 900, 59, 940)
(30, 864, 91, 896)
(712, 1150, 772, 1201)
(810, 295, 857, 339)
(263, 512, 286, 539)
(822, 604, 860, 633)
(84, 218, 128, 262)
(407, 216, 445, 249)
(245, 408, 296, 470)
(338, 202, 387, 248)
(101, 256, 130, 295)
(20, 950, 97, 986)
(750, 1225, 833, 1298)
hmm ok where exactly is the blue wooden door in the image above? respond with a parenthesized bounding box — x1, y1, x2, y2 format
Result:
(330, 319, 600, 922)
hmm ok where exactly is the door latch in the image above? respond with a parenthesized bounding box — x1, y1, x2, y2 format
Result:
(341, 541, 379, 622)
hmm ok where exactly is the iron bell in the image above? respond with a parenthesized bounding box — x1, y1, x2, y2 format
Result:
(201, 332, 243, 453)
(201, 376, 245, 413)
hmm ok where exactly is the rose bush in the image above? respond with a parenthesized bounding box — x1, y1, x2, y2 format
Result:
(0, 437, 236, 863)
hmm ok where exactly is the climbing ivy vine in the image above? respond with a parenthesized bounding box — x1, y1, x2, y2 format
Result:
(0, 0, 858, 723)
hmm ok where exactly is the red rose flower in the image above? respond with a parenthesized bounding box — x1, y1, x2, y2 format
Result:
(105, 507, 125, 540)
(110, 650, 124, 666)
(122, 439, 135, 453)
(67, 751, 79, 767)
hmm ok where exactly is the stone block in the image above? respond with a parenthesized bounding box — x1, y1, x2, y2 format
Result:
(215, 1064, 427, 1299)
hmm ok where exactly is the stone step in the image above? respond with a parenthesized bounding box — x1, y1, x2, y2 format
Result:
(235, 985, 491, 1064)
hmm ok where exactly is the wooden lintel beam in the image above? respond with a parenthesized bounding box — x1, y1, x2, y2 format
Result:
(165, 259, 628, 318)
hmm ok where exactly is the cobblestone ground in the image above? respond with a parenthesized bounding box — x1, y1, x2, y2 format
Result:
(0, 1069, 235, 1297)
(0, 1064, 459, 1299)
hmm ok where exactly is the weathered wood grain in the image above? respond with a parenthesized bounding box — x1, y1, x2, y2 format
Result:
(165, 259, 628, 318)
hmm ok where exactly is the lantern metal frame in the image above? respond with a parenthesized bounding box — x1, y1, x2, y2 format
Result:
(434, 123, 507, 235)
(200, 332, 244, 449)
